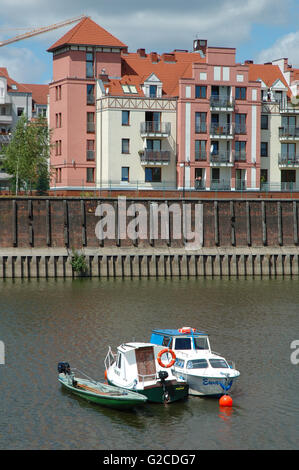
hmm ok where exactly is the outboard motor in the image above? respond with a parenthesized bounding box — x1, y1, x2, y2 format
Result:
(58, 362, 71, 375)
(158, 371, 170, 403)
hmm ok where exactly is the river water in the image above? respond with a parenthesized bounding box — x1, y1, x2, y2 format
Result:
(0, 277, 298, 450)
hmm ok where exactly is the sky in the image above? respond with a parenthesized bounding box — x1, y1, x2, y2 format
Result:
(0, 0, 298, 85)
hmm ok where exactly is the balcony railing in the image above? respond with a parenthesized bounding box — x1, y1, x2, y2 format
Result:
(210, 151, 234, 165)
(210, 179, 231, 190)
(140, 121, 171, 136)
(0, 133, 11, 144)
(87, 150, 95, 161)
(139, 149, 171, 164)
(279, 126, 299, 139)
(279, 102, 299, 114)
(195, 151, 207, 161)
(278, 153, 299, 166)
(210, 96, 234, 109)
(235, 180, 246, 190)
(210, 123, 234, 137)
(87, 122, 95, 133)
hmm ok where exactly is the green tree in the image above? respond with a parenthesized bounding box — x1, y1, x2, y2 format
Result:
(3, 114, 52, 194)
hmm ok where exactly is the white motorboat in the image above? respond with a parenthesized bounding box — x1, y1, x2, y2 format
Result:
(104, 342, 189, 404)
(150, 328, 240, 397)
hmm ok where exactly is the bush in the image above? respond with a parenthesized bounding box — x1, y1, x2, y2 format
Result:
(70, 249, 88, 275)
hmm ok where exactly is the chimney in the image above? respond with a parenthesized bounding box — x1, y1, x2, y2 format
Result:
(193, 39, 207, 56)
(162, 53, 175, 62)
(137, 48, 146, 58)
(245, 60, 253, 64)
(150, 52, 158, 63)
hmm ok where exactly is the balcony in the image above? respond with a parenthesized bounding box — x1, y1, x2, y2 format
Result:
(210, 96, 234, 111)
(0, 133, 11, 144)
(139, 149, 170, 165)
(0, 114, 13, 124)
(210, 151, 234, 166)
(140, 121, 171, 137)
(279, 126, 299, 140)
(210, 123, 234, 139)
(210, 179, 231, 190)
(235, 180, 246, 191)
(280, 102, 299, 114)
(278, 153, 299, 167)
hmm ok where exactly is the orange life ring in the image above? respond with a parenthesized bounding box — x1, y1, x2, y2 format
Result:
(178, 327, 196, 334)
(157, 348, 176, 368)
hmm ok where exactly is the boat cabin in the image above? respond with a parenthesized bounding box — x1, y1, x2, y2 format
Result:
(113, 343, 160, 385)
(150, 329, 211, 352)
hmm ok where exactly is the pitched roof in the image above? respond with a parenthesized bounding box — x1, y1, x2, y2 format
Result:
(105, 50, 205, 98)
(248, 64, 289, 88)
(47, 16, 127, 52)
(0, 67, 31, 94)
(21, 84, 49, 105)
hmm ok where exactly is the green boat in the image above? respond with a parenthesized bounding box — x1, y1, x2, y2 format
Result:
(58, 362, 147, 410)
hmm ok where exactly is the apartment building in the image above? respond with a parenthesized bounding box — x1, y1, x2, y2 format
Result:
(47, 16, 298, 192)
(248, 62, 299, 190)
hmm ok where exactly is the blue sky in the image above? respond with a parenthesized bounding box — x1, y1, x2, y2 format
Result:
(0, 0, 298, 84)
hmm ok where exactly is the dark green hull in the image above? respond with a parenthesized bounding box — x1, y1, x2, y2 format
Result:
(108, 380, 189, 404)
(59, 378, 147, 410)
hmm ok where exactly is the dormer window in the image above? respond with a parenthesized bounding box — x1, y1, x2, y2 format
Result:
(149, 85, 157, 98)
(11, 84, 17, 90)
(122, 84, 138, 94)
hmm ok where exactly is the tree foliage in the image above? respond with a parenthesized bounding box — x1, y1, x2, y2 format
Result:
(3, 115, 51, 194)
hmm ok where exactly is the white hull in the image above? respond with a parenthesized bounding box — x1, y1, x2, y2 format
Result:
(173, 370, 238, 396)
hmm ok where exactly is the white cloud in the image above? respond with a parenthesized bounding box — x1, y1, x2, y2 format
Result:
(0, 47, 47, 83)
(256, 31, 299, 67)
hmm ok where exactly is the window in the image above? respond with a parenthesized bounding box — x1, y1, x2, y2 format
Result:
(195, 85, 207, 99)
(235, 114, 246, 134)
(87, 84, 95, 105)
(87, 140, 95, 160)
(235, 87, 246, 100)
(209, 359, 229, 369)
(121, 138, 130, 154)
(56, 113, 62, 128)
(175, 359, 185, 369)
(121, 166, 129, 182)
(86, 167, 95, 183)
(56, 168, 62, 183)
(162, 336, 173, 348)
(195, 112, 207, 133)
(149, 85, 157, 98)
(261, 115, 268, 130)
(146, 139, 161, 151)
(87, 112, 95, 133)
(0, 107, 6, 116)
(55, 85, 61, 100)
(187, 359, 208, 369)
(194, 337, 209, 350)
(261, 142, 268, 157)
(122, 84, 138, 94)
(261, 169, 268, 184)
(235, 141, 246, 161)
(174, 338, 191, 350)
(55, 140, 62, 156)
(145, 167, 161, 182)
(86, 52, 94, 78)
(195, 140, 206, 160)
(122, 110, 130, 126)
(17, 107, 24, 117)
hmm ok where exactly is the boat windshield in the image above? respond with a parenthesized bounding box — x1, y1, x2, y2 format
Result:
(209, 359, 229, 369)
(174, 336, 209, 350)
(187, 359, 208, 369)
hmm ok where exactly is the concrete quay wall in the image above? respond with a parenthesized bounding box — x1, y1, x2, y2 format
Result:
(1, 247, 299, 279)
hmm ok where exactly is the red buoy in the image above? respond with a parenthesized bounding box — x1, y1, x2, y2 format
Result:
(219, 394, 233, 407)
(104, 369, 108, 380)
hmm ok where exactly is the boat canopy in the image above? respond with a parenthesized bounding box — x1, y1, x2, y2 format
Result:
(151, 328, 207, 341)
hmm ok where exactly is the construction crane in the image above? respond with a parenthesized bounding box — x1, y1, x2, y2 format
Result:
(0, 15, 87, 47)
